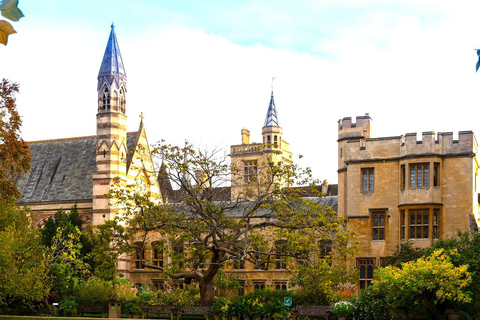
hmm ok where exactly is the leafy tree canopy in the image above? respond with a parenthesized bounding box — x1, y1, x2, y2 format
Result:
(373, 249, 471, 318)
(0, 199, 50, 307)
(0, 78, 30, 200)
(105, 141, 356, 306)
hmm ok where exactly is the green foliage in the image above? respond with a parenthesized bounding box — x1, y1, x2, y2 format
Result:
(76, 277, 111, 304)
(0, 199, 50, 307)
(76, 277, 138, 305)
(136, 285, 155, 303)
(349, 286, 392, 320)
(290, 259, 356, 305)
(217, 290, 290, 318)
(429, 231, 480, 316)
(85, 222, 119, 281)
(110, 278, 138, 304)
(149, 288, 200, 307)
(107, 141, 356, 306)
(214, 270, 241, 298)
(382, 241, 427, 267)
(123, 301, 142, 315)
(330, 301, 354, 317)
(43, 208, 91, 301)
(60, 300, 77, 317)
(373, 249, 471, 318)
(212, 297, 230, 315)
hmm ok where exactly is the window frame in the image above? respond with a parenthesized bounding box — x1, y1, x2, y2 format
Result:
(357, 258, 375, 290)
(361, 168, 374, 192)
(371, 210, 386, 241)
(152, 244, 164, 268)
(433, 162, 440, 187)
(275, 240, 287, 270)
(244, 161, 258, 183)
(134, 245, 145, 270)
(400, 207, 441, 240)
(409, 163, 430, 189)
(274, 281, 288, 290)
(253, 281, 266, 291)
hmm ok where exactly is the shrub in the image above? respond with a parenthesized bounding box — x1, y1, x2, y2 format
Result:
(77, 277, 111, 304)
(349, 287, 392, 320)
(150, 287, 200, 307)
(60, 300, 77, 316)
(110, 278, 138, 303)
(137, 285, 155, 303)
(331, 301, 353, 318)
(212, 297, 230, 315)
(123, 301, 142, 315)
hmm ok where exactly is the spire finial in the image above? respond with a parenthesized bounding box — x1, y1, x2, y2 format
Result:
(140, 112, 144, 122)
(271, 76, 275, 93)
(111, 22, 115, 29)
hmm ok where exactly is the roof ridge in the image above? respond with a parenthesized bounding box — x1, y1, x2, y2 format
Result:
(27, 135, 97, 144)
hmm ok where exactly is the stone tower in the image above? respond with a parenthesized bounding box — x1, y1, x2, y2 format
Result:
(92, 24, 128, 225)
(230, 87, 293, 199)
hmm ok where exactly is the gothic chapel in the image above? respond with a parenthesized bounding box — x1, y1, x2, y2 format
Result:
(15, 25, 161, 256)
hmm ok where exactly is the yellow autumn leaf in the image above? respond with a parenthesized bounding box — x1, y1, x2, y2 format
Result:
(0, 20, 16, 45)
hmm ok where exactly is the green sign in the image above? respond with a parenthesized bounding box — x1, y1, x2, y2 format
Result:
(284, 296, 292, 307)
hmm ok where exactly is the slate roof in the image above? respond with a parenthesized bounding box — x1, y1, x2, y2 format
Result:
(16, 132, 138, 204)
(264, 90, 279, 127)
(98, 24, 127, 90)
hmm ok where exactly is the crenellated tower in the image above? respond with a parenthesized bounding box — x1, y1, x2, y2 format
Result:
(92, 24, 128, 225)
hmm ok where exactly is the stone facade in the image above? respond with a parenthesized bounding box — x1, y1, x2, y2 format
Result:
(230, 90, 293, 200)
(338, 114, 480, 288)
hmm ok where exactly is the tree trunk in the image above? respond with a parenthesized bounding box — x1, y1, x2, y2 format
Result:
(199, 249, 225, 306)
(200, 282, 215, 307)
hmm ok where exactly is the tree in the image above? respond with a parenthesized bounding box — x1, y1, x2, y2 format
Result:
(373, 249, 472, 319)
(40, 206, 118, 306)
(0, 78, 30, 200)
(106, 141, 355, 306)
(0, 198, 50, 308)
(429, 231, 480, 316)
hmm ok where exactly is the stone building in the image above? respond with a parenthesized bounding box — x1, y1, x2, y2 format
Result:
(15, 25, 480, 293)
(15, 25, 161, 276)
(337, 114, 480, 289)
(229, 89, 293, 199)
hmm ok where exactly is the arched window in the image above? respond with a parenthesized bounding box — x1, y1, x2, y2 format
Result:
(119, 89, 125, 113)
(274, 135, 278, 148)
(102, 87, 110, 110)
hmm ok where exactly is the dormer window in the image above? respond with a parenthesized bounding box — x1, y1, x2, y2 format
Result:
(102, 87, 111, 110)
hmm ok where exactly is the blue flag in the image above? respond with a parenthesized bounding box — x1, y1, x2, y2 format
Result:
(476, 49, 480, 72)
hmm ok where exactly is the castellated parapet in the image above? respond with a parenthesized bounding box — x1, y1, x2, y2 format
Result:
(338, 114, 480, 283)
(338, 114, 372, 141)
(342, 130, 477, 164)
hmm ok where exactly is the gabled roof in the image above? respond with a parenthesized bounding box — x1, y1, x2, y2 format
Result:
(263, 90, 279, 127)
(16, 132, 138, 204)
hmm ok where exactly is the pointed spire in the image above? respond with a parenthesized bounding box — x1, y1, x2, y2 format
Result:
(263, 90, 279, 127)
(98, 24, 127, 90)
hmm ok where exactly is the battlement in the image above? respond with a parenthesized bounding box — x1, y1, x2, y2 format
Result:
(343, 130, 478, 162)
(338, 114, 372, 140)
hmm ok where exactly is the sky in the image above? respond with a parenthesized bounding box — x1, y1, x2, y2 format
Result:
(2, 0, 480, 184)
